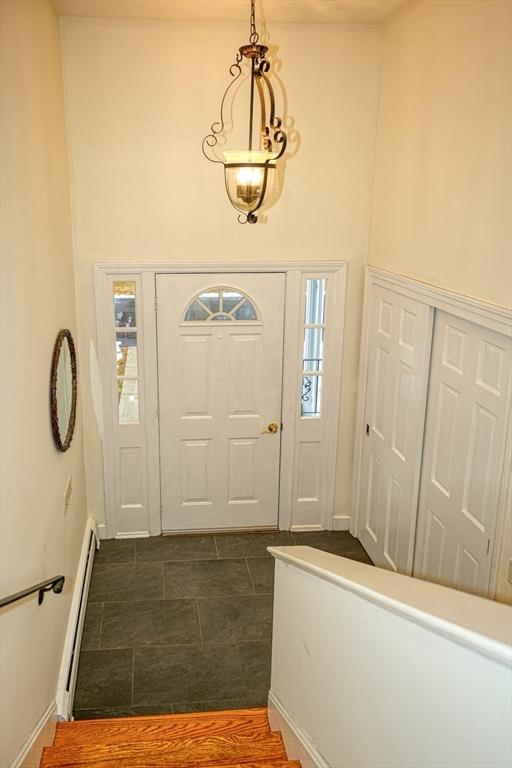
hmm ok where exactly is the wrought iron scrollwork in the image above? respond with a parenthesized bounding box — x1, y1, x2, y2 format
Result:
(202, 53, 243, 164)
(302, 377, 313, 402)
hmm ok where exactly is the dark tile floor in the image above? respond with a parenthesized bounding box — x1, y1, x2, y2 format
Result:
(74, 530, 372, 719)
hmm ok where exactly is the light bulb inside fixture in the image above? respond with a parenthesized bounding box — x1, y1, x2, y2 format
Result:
(223, 150, 276, 213)
(236, 166, 264, 204)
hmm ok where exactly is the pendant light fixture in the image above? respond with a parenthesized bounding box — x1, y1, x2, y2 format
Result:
(202, 0, 287, 223)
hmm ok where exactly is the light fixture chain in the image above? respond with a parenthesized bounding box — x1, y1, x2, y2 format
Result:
(249, 0, 259, 44)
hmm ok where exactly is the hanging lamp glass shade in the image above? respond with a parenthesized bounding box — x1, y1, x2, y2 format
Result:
(222, 150, 276, 214)
(202, 0, 287, 224)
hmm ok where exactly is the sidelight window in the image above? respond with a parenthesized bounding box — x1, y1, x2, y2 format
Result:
(301, 278, 326, 417)
(113, 281, 139, 424)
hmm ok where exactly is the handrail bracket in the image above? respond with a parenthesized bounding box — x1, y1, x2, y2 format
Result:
(38, 576, 65, 605)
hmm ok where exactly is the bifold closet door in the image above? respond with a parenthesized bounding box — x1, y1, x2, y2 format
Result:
(413, 311, 511, 596)
(358, 286, 432, 573)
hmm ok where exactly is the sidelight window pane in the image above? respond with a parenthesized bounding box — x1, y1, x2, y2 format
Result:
(305, 278, 326, 325)
(116, 332, 138, 377)
(301, 375, 322, 417)
(118, 379, 139, 423)
(303, 328, 324, 372)
(113, 281, 136, 327)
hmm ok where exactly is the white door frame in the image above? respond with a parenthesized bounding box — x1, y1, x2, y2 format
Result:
(351, 266, 512, 597)
(95, 261, 347, 538)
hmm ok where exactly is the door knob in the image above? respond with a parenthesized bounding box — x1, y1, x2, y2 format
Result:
(262, 422, 279, 434)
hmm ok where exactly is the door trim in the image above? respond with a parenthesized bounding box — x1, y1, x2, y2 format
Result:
(95, 261, 347, 538)
(351, 266, 512, 596)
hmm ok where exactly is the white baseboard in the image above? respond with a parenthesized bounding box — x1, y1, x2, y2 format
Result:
(268, 690, 329, 768)
(332, 515, 350, 531)
(56, 516, 98, 719)
(290, 525, 324, 533)
(13, 701, 56, 768)
(96, 523, 107, 540)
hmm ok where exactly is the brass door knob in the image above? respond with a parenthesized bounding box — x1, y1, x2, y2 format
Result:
(262, 421, 279, 434)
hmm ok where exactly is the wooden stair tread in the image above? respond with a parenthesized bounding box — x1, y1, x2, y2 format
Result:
(45, 761, 299, 768)
(55, 710, 270, 746)
(41, 732, 287, 768)
(193, 762, 301, 768)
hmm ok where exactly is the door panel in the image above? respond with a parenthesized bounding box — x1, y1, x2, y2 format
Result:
(414, 311, 511, 596)
(157, 273, 285, 532)
(359, 286, 433, 573)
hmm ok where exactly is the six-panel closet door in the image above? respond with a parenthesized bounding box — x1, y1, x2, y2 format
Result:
(413, 311, 512, 596)
(358, 286, 433, 573)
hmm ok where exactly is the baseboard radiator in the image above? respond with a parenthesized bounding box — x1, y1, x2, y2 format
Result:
(56, 518, 97, 720)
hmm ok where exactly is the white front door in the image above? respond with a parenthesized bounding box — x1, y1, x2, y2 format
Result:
(157, 273, 285, 532)
(413, 311, 511, 596)
(358, 285, 433, 573)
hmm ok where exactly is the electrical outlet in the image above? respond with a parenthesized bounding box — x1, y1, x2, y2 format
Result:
(508, 558, 512, 586)
(64, 474, 73, 510)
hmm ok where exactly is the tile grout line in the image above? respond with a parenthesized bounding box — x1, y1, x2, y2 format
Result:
(245, 558, 256, 595)
(195, 598, 204, 643)
(130, 647, 135, 708)
(97, 602, 105, 651)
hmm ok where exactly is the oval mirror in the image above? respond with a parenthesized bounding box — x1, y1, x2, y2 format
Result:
(50, 329, 77, 452)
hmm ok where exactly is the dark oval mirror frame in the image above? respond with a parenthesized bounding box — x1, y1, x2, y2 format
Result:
(50, 329, 78, 452)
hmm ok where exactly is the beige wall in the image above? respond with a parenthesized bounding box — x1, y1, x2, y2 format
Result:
(369, 0, 512, 603)
(369, 0, 512, 309)
(0, 1, 87, 764)
(60, 17, 382, 529)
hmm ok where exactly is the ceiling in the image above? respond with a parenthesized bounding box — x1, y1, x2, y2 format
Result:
(51, 0, 411, 25)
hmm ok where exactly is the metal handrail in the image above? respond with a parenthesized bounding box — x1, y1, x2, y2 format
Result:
(0, 575, 65, 608)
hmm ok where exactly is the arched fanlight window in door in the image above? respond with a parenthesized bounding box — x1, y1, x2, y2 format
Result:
(184, 287, 259, 322)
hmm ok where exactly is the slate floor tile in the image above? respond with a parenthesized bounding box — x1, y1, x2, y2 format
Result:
(81, 602, 103, 650)
(89, 563, 163, 603)
(133, 644, 245, 705)
(136, 535, 217, 562)
(94, 539, 135, 564)
(198, 595, 273, 643)
(238, 641, 272, 691)
(292, 531, 373, 562)
(74, 649, 133, 709)
(342, 548, 374, 565)
(172, 693, 268, 714)
(163, 559, 253, 599)
(73, 705, 174, 719)
(100, 599, 200, 648)
(215, 531, 294, 559)
(247, 557, 275, 593)
(73, 708, 136, 720)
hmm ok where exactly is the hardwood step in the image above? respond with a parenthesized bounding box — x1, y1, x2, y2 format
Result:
(195, 762, 301, 768)
(54, 709, 270, 747)
(41, 732, 287, 768)
(47, 762, 299, 768)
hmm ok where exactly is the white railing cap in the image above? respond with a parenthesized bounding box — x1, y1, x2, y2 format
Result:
(268, 545, 512, 666)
